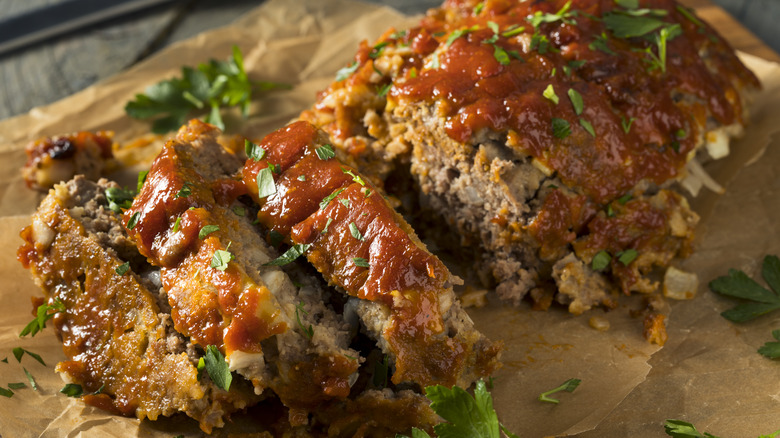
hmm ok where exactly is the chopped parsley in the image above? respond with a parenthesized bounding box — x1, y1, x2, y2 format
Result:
(377, 83, 392, 97)
(538, 378, 581, 404)
(315, 144, 336, 160)
(618, 193, 633, 204)
(592, 250, 611, 271)
(174, 182, 193, 199)
(369, 41, 389, 59)
(589, 32, 616, 55)
(210, 243, 234, 271)
(321, 218, 333, 234)
(493, 45, 511, 65)
(126, 211, 140, 230)
(264, 243, 311, 266)
(105, 186, 135, 213)
(543, 84, 559, 104)
(709, 254, 780, 322)
(245, 139, 266, 161)
(295, 302, 314, 339)
(232, 205, 246, 216)
(202, 345, 232, 390)
(758, 329, 780, 360)
(115, 261, 130, 276)
(551, 117, 571, 139)
(256, 167, 277, 199)
(199, 224, 220, 239)
(676, 5, 704, 28)
(530, 31, 552, 54)
(8, 383, 25, 390)
(527, 0, 576, 28)
(342, 167, 366, 185)
(349, 222, 365, 241)
(502, 24, 525, 37)
(23, 368, 37, 391)
(137, 170, 148, 192)
(567, 88, 584, 115)
(473, 2, 484, 15)
(319, 187, 346, 210)
(173, 216, 182, 232)
(297, 174, 306, 182)
(445, 25, 479, 47)
(339, 198, 351, 208)
(353, 257, 370, 268)
(0, 387, 13, 398)
(60, 383, 83, 398)
(12, 347, 45, 366)
(336, 61, 360, 81)
(268, 230, 285, 247)
(20, 299, 65, 337)
(617, 249, 638, 265)
(579, 118, 596, 137)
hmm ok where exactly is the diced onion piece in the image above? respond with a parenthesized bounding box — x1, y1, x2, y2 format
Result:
(588, 316, 610, 332)
(705, 129, 730, 160)
(460, 287, 488, 308)
(663, 266, 699, 300)
(532, 158, 554, 177)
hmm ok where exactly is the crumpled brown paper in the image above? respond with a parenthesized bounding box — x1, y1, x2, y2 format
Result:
(0, 0, 778, 436)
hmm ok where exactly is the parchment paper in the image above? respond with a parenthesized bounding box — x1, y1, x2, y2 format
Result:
(0, 0, 778, 436)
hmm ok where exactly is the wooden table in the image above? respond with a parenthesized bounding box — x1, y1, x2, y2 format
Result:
(0, 0, 777, 122)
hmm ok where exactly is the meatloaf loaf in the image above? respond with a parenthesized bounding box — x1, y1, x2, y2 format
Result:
(300, 0, 760, 314)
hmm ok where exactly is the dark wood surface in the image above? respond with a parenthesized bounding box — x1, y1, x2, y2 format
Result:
(0, 0, 776, 122)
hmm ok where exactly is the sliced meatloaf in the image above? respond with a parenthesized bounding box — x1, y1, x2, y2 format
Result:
(241, 120, 501, 388)
(17, 176, 260, 433)
(301, 0, 760, 314)
(122, 120, 361, 424)
(22, 132, 115, 192)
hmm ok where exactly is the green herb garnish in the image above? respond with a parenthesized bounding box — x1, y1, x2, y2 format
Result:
(203, 345, 232, 391)
(617, 249, 638, 265)
(125, 46, 284, 133)
(758, 329, 780, 359)
(551, 118, 571, 139)
(579, 119, 596, 137)
(336, 61, 360, 81)
(543, 84, 559, 104)
(315, 144, 336, 160)
(592, 250, 611, 271)
(264, 243, 312, 266)
(502, 24, 525, 37)
(115, 261, 130, 276)
(174, 182, 193, 199)
(105, 187, 135, 213)
(20, 299, 65, 337)
(446, 25, 479, 47)
(199, 225, 220, 239)
(353, 257, 370, 268)
(173, 216, 182, 232)
(568, 88, 584, 115)
(377, 83, 392, 96)
(349, 222, 365, 241)
(256, 167, 277, 199)
(527, 0, 575, 28)
(23, 368, 38, 391)
(621, 116, 636, 134)
(60, 383, 83, 398)
(12, 347, 45, 366)
(709, 255, 780, 322)
(245, 139, 266, 161)
(319, 187, 346, 210)
(0, 387, 13, 398)
(210, 243, 234, 271)
(538, 378, 581, 404)
(588, 32, 616, 55)
(321, 218, 333, 234)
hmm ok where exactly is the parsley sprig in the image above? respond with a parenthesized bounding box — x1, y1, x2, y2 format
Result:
(538, 378, 581, 403)
(758, 329, 780, 359)
(400, 379, 519, 438)
(20, 299, 65, 337)
(125, 46, 289, 133)
(709, 255, 780, 322)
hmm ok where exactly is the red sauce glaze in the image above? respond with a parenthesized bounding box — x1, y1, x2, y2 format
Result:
(388, 0, 758, 203)
(529, 189, 598, 262)
(243, 121, 470, 386)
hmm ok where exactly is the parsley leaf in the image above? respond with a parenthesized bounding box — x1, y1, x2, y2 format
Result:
(603, 12, 665, 38)
(60, 383, 83, 398)
(709, 255, 780, 322)
(173, 216, 182, 232)
(349, 222, 365, 241)
(579, 119, 596, 137)
(199, 225, 220, 239)
(617, 249, 638, 266)
(105, 187, 135, 213)
(621, 116, 636, 133)
(528, 0, 575, 28)
(20, 299, 65, 337)
(315, 144, 336, 160)
(567, 88, 584, 115)
(758, 329, 780, 359)
(0, 387, 13, 398)
(551, 118, 571, 139)
(543, 84, 559, 104)
(592, 250, 611, 271)
(174, 181, 193, 199)
(265, 243, 311, 266)
(126, 46, 285, 133)
(336, 61, 360, 81)
(203, 345, 232, 391)
(115, 261, 130, 276)
(400, 379, 518, 438)
(245, 139, 266, 161)
(256, 167, 277, 199)
(492, 45, 511, 65)
(321, 217, 334, 234)
(664, 419, 721, 438)
(13, 347, 45, 366)
(137, 170, 148, 193)
(23, 368, 38, 391)
(126, 211, 140, 230)
(210, 244, 234, 271)
(446, 25, 479, 47)
(320, 187, 346, 210)
(502, 25, 525, 37)
(353, 257, 370, 268)
(538, 378, 581, 403)
(588, 32, 616, 55)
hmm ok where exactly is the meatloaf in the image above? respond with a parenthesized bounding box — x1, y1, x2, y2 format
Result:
(300, 0, 760, 314)
(17, 176, 260, 432)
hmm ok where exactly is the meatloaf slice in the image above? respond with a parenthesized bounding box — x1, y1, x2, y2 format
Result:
(17, 176, 260, 433)
(241, 120, 501, 388)
(122, 120, 360, 423)
(22, 132, 115, 192)
(301, 0, 759, 313)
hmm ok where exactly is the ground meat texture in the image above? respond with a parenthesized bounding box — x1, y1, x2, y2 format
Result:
(123, 120, 360, 423)
(17, 176, 259, 433)
(22, 131, 115, 191)
(300, 0, 757, 313)
(242, 120, 501, 388)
